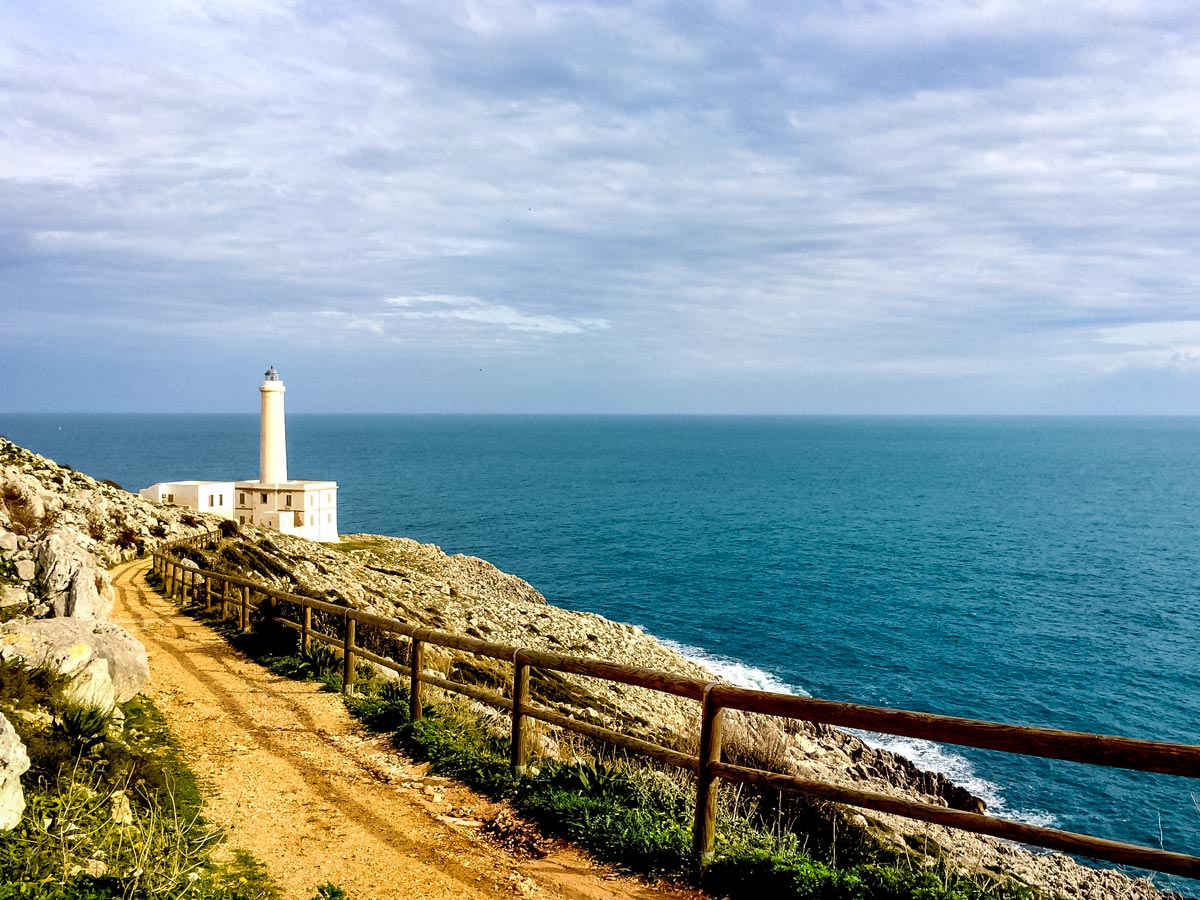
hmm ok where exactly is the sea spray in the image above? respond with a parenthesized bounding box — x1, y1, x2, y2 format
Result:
(662, 637, 1057, 828)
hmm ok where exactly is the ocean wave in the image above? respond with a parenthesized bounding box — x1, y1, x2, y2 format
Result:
(850, 732, 1057, 828)
(660, 638, 811, 696)
(660, 638, 1056, 828)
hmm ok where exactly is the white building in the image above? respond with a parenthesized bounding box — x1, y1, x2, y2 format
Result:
(140, 367, 339, 542)
(140, 481, 236, 519)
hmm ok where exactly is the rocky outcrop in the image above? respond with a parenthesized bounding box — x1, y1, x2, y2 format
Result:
(34, 532, 113, 619)
(178, 527, 1178, 900)
(0, 619, 149, 704)
(0, 437, 219, 621)
(0, 437, 221, 834)
(0, 619, 149, 711)
(0, 436, 1179, 899)
(0, 713, 29, 830)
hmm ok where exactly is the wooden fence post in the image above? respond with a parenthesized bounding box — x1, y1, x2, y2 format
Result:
(302, 606, 312, 653)
(511, 651, 531, 774)
(221, 580, 229, 619)
(693, 683, 724, 865)
(203, 574, 212, 611)
(342, 616, 356, 694)
(409, 638, 424, 722)
(165, 563, 174, 598)
(240, 585, 250, 631)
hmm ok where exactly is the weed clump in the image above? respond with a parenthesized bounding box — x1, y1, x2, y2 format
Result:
(0, 658, 281, 899)
(164, 578, 1056, 900)
(1, 483, 59, 537)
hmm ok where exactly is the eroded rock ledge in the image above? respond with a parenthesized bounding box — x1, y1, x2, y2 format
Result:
(0, 436, 1182, 899)
(179, 528, 1181, 900)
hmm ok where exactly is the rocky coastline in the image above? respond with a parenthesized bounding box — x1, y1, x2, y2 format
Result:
(0, 436, 1186, 900)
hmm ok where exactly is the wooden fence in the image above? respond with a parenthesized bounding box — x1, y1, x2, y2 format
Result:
(151, 534, 1200, 879)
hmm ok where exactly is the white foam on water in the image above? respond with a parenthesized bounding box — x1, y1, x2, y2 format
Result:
(660, 638, 811, 697)
(851, 732, 1058, 829)
(659, 637, 1057, 829)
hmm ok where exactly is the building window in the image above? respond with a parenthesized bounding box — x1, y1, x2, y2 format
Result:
(167, 493, 174, 504)
(294, 511, 303, 527)
(260, 493, 267, 504)
(219, 494, 224, 505)
(309, 514, 315, 525)
(285, 494, 292, 507)
(239, 516, 245, 524)
(327, 513, 332, 523)
(208, 495, 215, 507)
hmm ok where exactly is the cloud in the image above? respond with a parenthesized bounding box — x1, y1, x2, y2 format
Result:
(384, 295, 610, 335)
(1090, 321, 1200, 371)
(3, 2, 1200, 410)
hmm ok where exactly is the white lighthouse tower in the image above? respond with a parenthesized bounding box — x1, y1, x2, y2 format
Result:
(234, 366, 338, 541)
(139, 367, 340, 542)
(259, 366, 287, 484)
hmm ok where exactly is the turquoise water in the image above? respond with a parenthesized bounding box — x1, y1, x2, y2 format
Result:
(4, 413, 1199, 877)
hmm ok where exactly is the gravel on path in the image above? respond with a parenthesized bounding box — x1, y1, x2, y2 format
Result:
(110, 560, 705, 900)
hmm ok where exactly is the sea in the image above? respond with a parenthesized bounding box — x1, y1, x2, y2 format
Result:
(3, 414, 1199, 884)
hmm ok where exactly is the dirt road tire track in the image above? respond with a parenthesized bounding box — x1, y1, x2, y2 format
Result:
(110, 560, 703, 900)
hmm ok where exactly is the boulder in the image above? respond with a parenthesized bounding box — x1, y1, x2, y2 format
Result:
(0, 619, 149, 707)
(0, 585, 31, 611)
(0, 712, 29, 830)
(34, 532, 114, 620)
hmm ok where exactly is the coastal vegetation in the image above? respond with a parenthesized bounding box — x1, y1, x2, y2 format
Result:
(1, 436, 1178, 900)
(0, 656, 281, 900)
(176, 584, 1055, 900)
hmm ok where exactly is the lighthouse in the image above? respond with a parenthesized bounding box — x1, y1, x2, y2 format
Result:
(139, 367, 339, 541)
(259, 366, 287, 484)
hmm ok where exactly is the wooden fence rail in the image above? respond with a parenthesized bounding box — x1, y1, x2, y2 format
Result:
(150, 534, 1200, 880)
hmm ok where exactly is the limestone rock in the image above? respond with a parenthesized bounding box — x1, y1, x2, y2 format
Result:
(0, 585, 30, 610)
(0, 437, 224, 576)
(0, 619, 148, 707)
(33, 532, 114, 619)
(0, 712, 29, 830)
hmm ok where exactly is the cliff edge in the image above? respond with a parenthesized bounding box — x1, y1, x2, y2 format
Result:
(0, 436, 1182, 900)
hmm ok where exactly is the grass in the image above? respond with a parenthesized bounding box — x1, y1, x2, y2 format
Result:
(187, 601, 1054, 900)
(0, 654, 346, 900)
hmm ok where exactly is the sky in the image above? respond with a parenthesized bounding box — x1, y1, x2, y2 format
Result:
(3, 0, 1200, 414)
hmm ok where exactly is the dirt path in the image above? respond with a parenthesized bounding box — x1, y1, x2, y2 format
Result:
(110, 560, 704, 900)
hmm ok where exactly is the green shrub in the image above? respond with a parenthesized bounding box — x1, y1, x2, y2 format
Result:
(163, 572, 1057, 900)
(344, 678, 411, 733)
(0, 687, 281, 900)
(0, 657, 67, 712)
(56, 704, 113, 751)
(301, 642, 341, 679)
